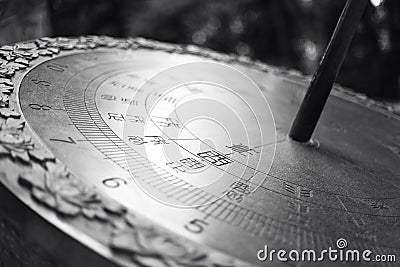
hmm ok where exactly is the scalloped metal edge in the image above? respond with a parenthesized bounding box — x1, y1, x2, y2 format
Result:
(0, 35, 398, 267)
(0, 36, 253, 267)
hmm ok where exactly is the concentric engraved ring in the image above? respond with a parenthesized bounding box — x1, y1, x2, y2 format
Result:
(123, 62, 276, 207)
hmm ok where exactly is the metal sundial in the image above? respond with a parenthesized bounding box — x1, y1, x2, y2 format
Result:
(0, 0, 399, 266)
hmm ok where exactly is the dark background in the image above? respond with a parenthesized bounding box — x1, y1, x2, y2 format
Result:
(0, 0, 399, 99)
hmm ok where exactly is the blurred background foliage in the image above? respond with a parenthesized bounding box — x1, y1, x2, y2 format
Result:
(0, 0, 399, 99)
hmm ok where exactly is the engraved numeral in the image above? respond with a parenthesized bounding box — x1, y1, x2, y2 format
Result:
(184, 219, 208, 234)
(31, 78, 52, 87)
(49, 136, 76, 144)
(102, 177, 127, 188)
(29, 103, 52, 110)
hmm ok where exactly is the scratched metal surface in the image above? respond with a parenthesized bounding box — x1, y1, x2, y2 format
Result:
(0, 37, 399, 266)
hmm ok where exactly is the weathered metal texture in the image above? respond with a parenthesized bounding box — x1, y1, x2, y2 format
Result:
(0, 36, 399, 267)
(0, 36, 247, 267)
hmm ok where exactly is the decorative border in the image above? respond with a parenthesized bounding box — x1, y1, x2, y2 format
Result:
(0, 36, 398, 267)
(0, 36, 252, 267)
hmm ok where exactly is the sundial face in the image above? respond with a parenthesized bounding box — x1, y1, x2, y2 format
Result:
(1, 37, 399, 266)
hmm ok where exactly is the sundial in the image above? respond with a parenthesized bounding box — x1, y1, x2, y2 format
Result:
(0, 1, 400, 266)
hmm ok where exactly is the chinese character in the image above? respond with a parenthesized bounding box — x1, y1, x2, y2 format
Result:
(108, 112, 125, 121)
(299, 188, 313, 198)
(186, 85, 202, 93)
(363, 199, 389, 210)
(125, 85, 138, 91)
(180, 157, 205, 170)
(127, 135, 147, 145)
(163, 96, 177, 103)
(154, 116, 181, 128)
(166, 162, 186, 173)
(284, 182, 297, 195)
(288, 201, 297, 211)
(109, 81, 120, 87)
(197, 150, 233, 166)
(126, 115, 144, 124)
(121, 97, 138, 106)
(230, 181, 252, 195)
(226, 143, 258, 156)
(145, 135, 169, 145)
(101, 94, 117, 101)
(288, 201, 309, 213)
(224, 189, 244, 203)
